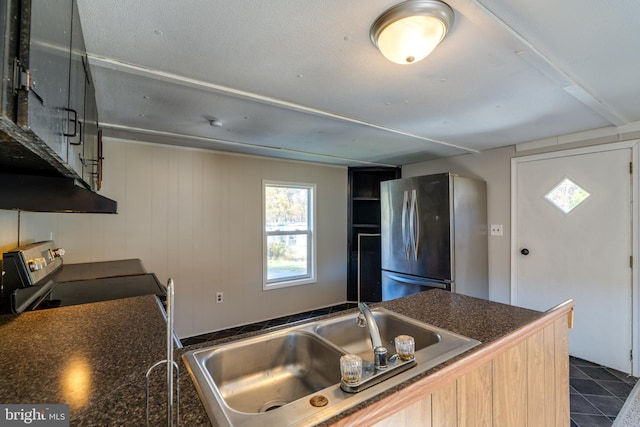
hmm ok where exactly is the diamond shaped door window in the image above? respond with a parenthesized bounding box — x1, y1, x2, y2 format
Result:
(545, 178, 590, 214)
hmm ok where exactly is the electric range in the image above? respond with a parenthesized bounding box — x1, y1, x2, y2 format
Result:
(1, 241, 165, 314)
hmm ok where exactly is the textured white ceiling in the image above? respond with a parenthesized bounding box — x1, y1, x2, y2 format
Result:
(76, 0, 640, 166)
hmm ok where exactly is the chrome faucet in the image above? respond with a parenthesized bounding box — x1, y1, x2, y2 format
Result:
(357, 303, 388, 370)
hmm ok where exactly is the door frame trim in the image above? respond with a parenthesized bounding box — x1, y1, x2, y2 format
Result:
(510, 139, 640, 374)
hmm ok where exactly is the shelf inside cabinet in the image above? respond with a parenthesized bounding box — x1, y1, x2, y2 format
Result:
(352, 199, 381, 225)
(352, 196, 380, 201)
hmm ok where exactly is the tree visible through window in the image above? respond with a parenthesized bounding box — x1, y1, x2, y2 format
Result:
(263, 181, 315, 288)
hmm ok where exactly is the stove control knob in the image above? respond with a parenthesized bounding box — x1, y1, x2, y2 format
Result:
(28, 259, 42, 271)
(52, 248, 65, 257)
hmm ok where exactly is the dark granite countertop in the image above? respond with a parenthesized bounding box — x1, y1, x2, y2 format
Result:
(0, 290, 543, 426)
(0, 295, 209, 426)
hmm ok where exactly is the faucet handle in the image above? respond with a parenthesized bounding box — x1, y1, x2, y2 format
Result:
(394, 335, 415, 361)
(356, 312, 366, 327)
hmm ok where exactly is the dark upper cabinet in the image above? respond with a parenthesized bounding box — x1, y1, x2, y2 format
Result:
(82, 57, 100, 190)
(3, 0, 98, 184)
(17, 0, 73, 163)
(0, 0, 116, 212)
(67, 0, 99, 190)
(66, 0, 85, 179)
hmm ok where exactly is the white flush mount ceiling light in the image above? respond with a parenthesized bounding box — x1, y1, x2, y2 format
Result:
(370, 0, 455, 65)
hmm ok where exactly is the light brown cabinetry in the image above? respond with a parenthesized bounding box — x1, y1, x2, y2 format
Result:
(457, 361, 493, 426)
(334, 301, 573, 427)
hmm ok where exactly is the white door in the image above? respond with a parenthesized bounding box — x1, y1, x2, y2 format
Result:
(512, 145, 634, 373)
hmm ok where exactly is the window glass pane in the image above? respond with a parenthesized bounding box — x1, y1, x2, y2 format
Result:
(265, 186, 308, 231)
(266, 234, 308, 281)
(545, 178, 590, 214)
(263, 181, 315, 288)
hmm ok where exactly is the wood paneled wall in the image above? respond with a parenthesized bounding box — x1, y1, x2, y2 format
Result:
(0, 138, 348, 337)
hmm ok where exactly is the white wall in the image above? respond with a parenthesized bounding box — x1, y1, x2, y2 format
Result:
(0, 138, 348, 337)
(402, 146, 515, 303)
(402, 127, 640, 305)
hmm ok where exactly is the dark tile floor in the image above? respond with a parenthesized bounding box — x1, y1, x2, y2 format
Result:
(181, 303, 639, 427)
(570, 356, 638, 427)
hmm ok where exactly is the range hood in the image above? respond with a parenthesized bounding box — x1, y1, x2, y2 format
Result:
(0, 118, 117, 214)
(0, 173, 117, 213)
(0, 126, 117, 213)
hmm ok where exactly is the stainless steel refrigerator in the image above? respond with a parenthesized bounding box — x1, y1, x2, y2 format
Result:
(380, 173, 488, 300)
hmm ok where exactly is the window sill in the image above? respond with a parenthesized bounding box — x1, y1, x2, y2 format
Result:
(263, 277, 317, 291)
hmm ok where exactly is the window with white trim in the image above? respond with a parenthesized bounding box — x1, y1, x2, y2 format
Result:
(263, 181, 316, 289)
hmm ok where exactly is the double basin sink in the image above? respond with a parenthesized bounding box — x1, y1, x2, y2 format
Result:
(182, 307, 480, 427)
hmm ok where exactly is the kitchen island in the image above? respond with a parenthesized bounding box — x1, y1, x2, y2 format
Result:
(0, 290, 572, 426)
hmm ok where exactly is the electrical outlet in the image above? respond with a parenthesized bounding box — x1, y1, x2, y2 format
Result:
(490, 224, 503, 236)
(216, 292, 223, 304)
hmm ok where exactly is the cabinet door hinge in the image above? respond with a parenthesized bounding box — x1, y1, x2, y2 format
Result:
(13, 58, 29, 92)
(12, 58, 45, 105)
(631, 349, 633, 362)
(631, 256, 634, 269)
(630, 162, 633, 174)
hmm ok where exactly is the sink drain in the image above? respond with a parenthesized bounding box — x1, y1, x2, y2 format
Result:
(259, 400, 288, 413)
(309, 395, 329, 407)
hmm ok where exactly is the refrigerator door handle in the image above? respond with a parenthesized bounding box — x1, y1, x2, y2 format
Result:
(408, 190, 414, 260)
(402, 190, 411, 260)
(410, 189, 419, 261)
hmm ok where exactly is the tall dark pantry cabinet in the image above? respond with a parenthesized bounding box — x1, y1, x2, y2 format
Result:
(347, 167, 401, 302)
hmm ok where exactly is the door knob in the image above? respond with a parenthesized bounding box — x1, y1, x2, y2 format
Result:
(520, 248, 530, 255)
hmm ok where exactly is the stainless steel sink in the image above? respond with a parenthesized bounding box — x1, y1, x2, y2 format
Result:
(314, 310, 441, 362)
(204, 331, 342, 413)
(183, 307, 481, 427)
